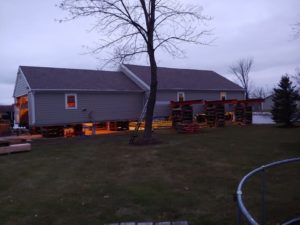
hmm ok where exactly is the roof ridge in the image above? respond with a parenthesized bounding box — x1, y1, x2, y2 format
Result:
(124, 64, 214, 73)
(20, 65, 118, 74)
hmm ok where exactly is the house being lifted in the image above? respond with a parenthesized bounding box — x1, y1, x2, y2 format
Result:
(13, 64, 248, 136)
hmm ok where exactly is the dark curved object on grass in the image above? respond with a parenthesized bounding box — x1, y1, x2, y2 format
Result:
(236, 157, 300, 225)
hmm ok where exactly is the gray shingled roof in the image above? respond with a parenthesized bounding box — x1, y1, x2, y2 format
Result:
(20, 66, 142, 91)
(125, 64, 244, 91)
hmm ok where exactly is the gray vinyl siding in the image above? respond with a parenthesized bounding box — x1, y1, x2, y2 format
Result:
(153, 102, 204, 117)
(226, 91, 245, 100)
(154, 102, 171, 118)
(13, 71, 29, 97)
(27, 92, 34, 125)
(262, 96, 273, 111)
(261, 95, 299, 111)
(34, 92, 143, 126)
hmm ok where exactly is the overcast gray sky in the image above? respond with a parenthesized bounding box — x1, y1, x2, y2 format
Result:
(1, 0, 299, 104)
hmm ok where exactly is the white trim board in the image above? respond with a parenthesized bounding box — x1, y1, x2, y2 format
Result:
(119, 64, 150, 91)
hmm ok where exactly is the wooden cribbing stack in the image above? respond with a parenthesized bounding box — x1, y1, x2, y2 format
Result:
(244, 106, 253, 124)
(234, 104, 253, 125)
(171, 103, 200, 133)
(170, 98, 263, 128)
(172, 105, 193, 126)
(205, 104, 216, 127)
(205, 103, 226, 127)
(235, 103, 245, 123)
(215, 104, 225, 127)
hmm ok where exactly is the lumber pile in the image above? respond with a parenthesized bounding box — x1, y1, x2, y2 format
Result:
(0, 137, 31, 155)
(0, 143, 31, 155)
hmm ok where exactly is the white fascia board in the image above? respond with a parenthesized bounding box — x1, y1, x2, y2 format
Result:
(119, 64, 150, 91)
(158, 89, 245, 92)
(12, 70, 19, 98)
(31, 89, 144, 93)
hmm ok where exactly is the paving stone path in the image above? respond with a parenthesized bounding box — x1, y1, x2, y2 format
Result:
(105, 221, 188, 225)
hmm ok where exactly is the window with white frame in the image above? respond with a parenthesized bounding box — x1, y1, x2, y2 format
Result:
(220, 92, 227, 100)
(177, 92, 185, 102)
(65, 94, 77, 109)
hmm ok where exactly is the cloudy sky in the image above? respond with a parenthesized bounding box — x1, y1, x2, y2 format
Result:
(1, 0, 299, 104)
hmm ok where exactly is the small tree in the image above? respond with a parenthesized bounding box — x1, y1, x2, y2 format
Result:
(271, 75, 299, 127)
(229, 58, 253, 99)
(251, 87, 269, 99)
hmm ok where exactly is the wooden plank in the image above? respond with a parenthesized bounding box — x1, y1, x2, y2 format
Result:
(0, 141, 10, 147)
(137, 222, 153, 225)
(155, 222, 171, 225)
(172, 221, 188, 225)
(0, 143, 31, 155)
(120, 222, 136, 225)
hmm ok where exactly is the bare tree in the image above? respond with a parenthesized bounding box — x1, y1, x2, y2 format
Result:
(59, 0, 211, 142)
(251, 87, 269, 99)
(229, 58, 254, 99)
(292, 68, 300, 89)
(292, 20, 300, 39)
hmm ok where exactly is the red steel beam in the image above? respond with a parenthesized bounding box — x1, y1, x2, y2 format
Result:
(170, 98, 264, 107)
(205, 99, 238, 105)
(237, 98, 264, 104)
(170, 99, 204, 107)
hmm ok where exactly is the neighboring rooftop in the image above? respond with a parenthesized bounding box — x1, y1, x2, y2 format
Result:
(0, 105, 13, 113)
(20, 66, 142, 91)
(124, 64, 244, 91)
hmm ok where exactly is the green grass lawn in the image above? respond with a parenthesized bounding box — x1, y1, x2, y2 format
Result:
(0, 125, 299, 225)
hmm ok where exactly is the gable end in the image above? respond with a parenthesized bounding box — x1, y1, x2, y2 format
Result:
(13, 67, 31, 97)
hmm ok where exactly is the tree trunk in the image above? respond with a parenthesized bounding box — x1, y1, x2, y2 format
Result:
(142, 0, 157, 141)
(245, 90, 249, 100)
(143, 49, 157, 141)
